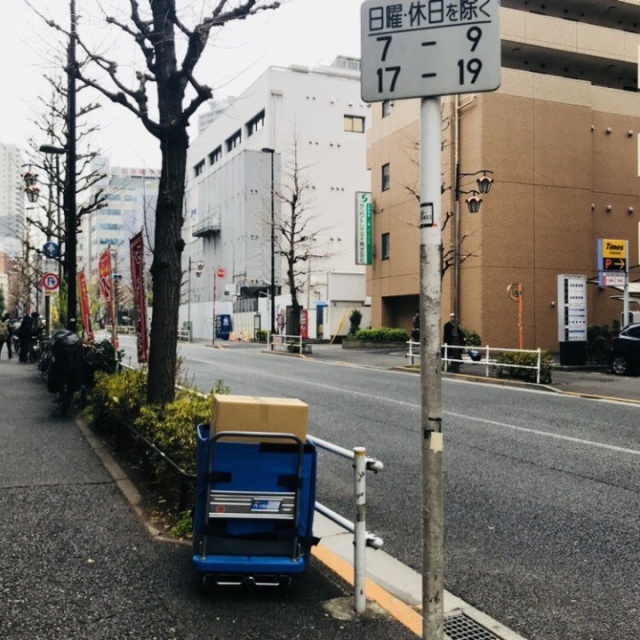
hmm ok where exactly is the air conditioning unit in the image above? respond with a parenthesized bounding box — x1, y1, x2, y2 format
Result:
(224, 284, 238, 296)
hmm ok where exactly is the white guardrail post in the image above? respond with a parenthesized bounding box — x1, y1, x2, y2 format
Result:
(354, 447, 367, 614)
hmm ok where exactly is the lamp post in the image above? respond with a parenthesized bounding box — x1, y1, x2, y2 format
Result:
(453, 166, 494, 322)
(187, 257, 204, 341)
(22, 169, 40, 315)
(261, 147, 276, 350)
(65, 0, 78, 333)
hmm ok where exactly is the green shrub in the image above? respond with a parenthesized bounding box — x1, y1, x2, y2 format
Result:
(495, 350, 553, 384)
(85, 368, 148, 428)
(586, 324, 613, 365)
(354, 327, 409, 343)
(463, 328, 481, 347)
(256, 329, 268, 343)
(134, 388, 213, 477)
(83, 369, 230, 509)
(348, 309, 363, 336)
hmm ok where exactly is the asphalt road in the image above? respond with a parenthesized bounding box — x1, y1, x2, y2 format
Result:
(154, 338, 640, 640)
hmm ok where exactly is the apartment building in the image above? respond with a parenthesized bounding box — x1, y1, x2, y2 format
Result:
(0, 143, 25, 257)
(367, 0, 640, 352)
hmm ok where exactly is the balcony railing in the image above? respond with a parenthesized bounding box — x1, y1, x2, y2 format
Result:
(192, 215, 220, 237)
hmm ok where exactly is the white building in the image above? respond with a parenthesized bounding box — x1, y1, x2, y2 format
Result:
(183, 58, 370, 340)
(0, 143, 26, 256)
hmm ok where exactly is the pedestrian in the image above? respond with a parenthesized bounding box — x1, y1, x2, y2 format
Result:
(411, 310, 420, 342)
(17, 313, 33, 363)
(0, 314, 9, 359)
(443, 312, 466, 372)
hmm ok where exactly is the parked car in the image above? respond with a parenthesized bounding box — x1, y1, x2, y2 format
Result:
(608, 323, 640, 375)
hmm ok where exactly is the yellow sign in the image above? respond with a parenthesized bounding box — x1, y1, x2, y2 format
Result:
(602, 239, 627, 259)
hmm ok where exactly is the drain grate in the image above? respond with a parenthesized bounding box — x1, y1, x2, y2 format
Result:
(444, 613, 503, 640)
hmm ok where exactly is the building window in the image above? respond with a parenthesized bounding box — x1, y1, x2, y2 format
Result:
(208, 145, 222, 165)
(381, 163, 390, 191)
(194, 160, 205, 177)
(382, 101, 392, 118)
(381, 233, 390, 260)
(226, 129, 242, 152)
(344, 115, 365, 133)
(246, 110, 265, 137)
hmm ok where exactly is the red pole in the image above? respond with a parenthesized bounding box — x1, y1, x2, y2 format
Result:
(212, 274, 216, 347)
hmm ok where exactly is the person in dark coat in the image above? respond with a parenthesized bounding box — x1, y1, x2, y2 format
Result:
(443, 312, 466, 372)
(17, 314, 33, 363)
(1, 313, 12, 359)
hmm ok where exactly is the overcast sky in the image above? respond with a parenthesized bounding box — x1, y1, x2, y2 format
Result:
(2, 0, 362, 168)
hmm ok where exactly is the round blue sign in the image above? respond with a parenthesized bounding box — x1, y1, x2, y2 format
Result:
(43, 242, 59, 258)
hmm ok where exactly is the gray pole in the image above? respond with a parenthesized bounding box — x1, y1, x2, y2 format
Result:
(269, 153, 276, 347)
(420, 96, 444, 640)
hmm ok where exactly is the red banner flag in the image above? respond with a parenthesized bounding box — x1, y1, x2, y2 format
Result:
(77, 271, 94, 342)
(129, 231, 149, 363)
(98, 249, 118, 348)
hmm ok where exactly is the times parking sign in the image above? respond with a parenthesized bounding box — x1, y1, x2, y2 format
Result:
(360, 0, 501, 102)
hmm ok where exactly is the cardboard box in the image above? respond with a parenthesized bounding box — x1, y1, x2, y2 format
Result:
(211, 394, 308, 443)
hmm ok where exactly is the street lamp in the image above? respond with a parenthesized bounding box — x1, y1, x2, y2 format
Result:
(261, 147, 276, 349)
(187, 257, 204, 341)
(453, 166, 494, 322)
(23, 169, 40, 203)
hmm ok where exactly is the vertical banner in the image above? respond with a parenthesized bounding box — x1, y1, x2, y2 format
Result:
(129, 231, 149, 363)
(77, 271, 94, 342)
(98, 249, 118, 348)
(355, 192, 373, 265)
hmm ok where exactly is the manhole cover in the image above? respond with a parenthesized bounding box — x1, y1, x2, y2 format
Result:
(444, 613, 504, 640)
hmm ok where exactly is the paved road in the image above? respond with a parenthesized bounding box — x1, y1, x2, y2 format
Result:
(0, 358, 417, 640)
(167, 339, 640, 640)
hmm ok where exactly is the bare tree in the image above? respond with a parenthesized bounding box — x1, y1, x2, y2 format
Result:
(37, 0, 281, 404)
(26, 75, 107, 302)
(275, 138, 327, 337)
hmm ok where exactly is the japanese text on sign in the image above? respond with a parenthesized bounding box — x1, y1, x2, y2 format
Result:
(367, 0, 493, 31)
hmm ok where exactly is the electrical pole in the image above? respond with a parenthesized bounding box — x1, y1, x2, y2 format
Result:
(65, 0, 78, 332)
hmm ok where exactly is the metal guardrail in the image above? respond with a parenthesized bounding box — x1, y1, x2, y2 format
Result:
(306, 435, 384, 614)
(406, 341, 544, 384)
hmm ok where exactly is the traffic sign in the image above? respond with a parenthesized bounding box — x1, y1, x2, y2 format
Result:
(216, 267, 226, 278)
(42, 272, 60, 292)
(597, 238, 628, 286)
(42, 241, 59, 258)
(360, 0, 501, 102)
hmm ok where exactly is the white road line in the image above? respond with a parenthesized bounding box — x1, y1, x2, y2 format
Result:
(445, 410, 640, 457)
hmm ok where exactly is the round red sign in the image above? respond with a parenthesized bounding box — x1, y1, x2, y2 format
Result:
(216, 267, 226, 278)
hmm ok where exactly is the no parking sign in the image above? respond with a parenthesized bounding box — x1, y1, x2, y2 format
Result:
(42, 272, 60, 293)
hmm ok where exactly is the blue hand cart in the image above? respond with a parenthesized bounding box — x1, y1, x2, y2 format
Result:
(192, 424, 317, 588)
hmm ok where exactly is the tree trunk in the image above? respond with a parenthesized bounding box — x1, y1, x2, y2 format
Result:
(147, 128, 187, 405)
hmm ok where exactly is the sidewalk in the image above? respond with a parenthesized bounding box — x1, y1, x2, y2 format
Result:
(0, 358, 417, 640)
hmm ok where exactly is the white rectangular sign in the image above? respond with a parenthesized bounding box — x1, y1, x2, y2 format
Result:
(361, 0, 501, 102)
(557, 274, 587, 342)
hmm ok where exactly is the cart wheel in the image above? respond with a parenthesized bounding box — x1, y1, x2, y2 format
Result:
(191, 568, 210, 594)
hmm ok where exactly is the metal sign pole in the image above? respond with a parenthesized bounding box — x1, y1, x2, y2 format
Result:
(419, 96, 444, 640)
